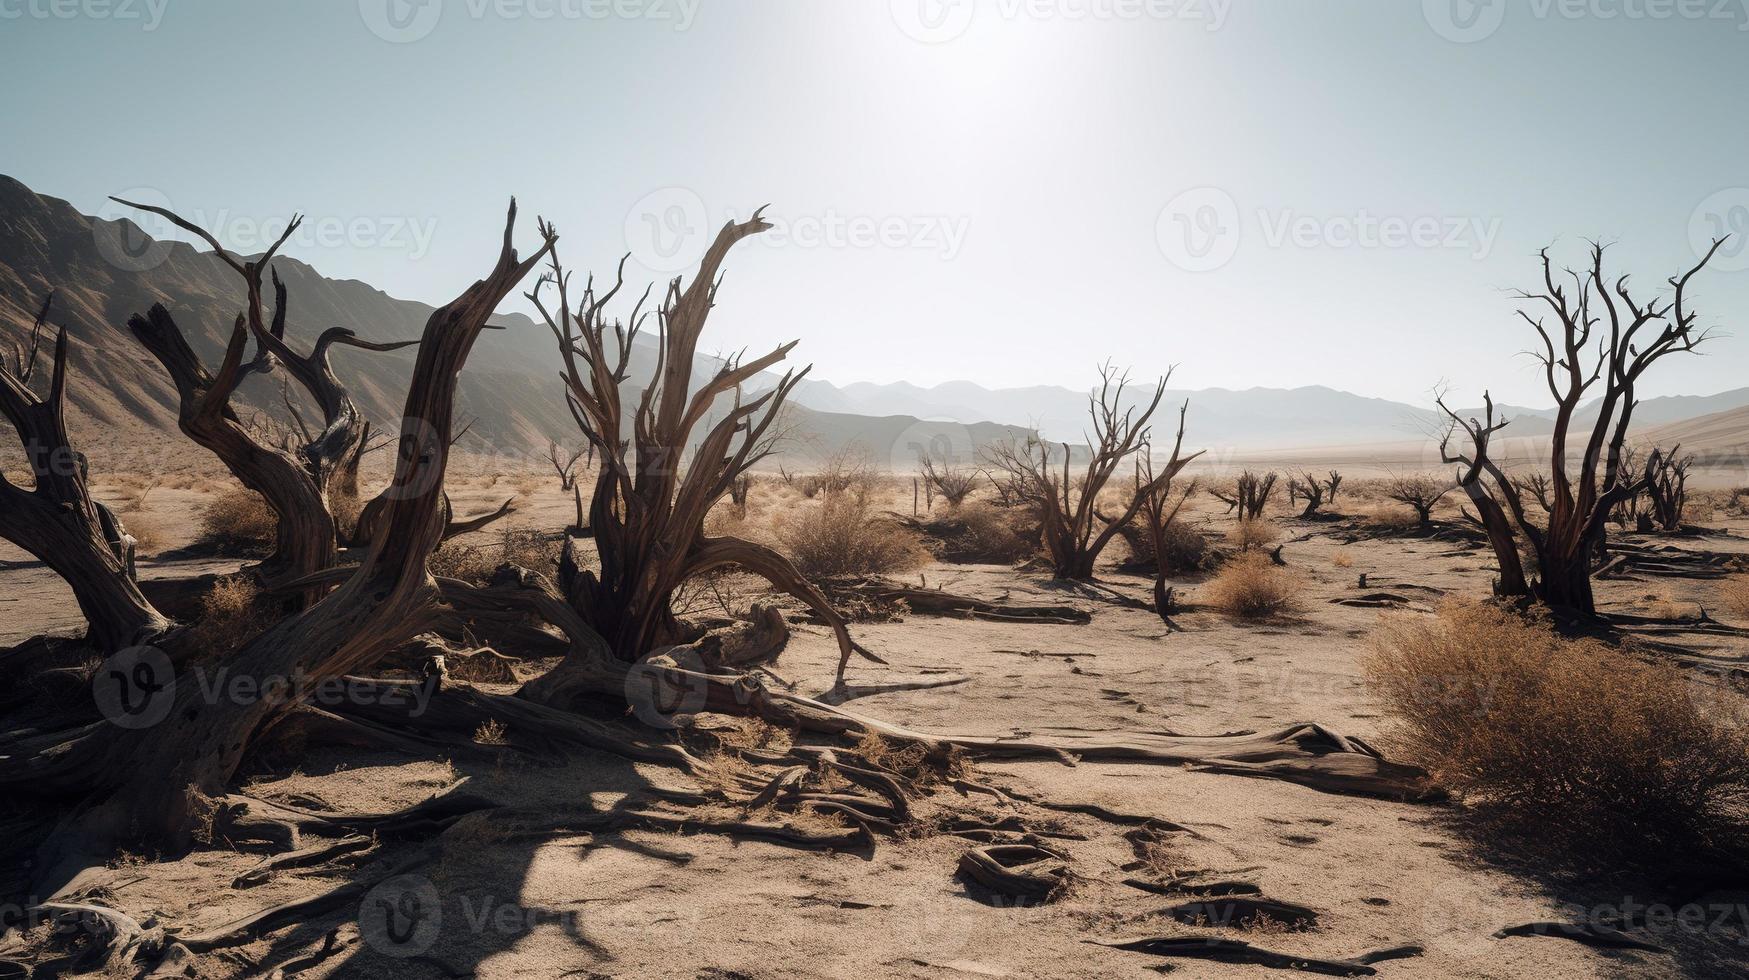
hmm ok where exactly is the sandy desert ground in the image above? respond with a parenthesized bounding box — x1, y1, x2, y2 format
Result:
(4, 459, 1748, 980)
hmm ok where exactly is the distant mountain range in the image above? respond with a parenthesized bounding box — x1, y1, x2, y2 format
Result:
(765, 373, 1749, 457)
(2, 173, 1743, 476)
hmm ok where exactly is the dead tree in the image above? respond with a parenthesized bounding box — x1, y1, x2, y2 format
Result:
(546, 439, 587, 491)
(115, 198, 419, 590)
(0, 293, 171, 650)
(15, 201, 556, 896)
(1208, 470, 1277, 521)
(1440, 395, 1532, 599)
(1132, 404, 1201, 618)
(1438, 237, 1728, 614)
(1382, 474, 1454, 527)
(918, 447, 977, 508)
(1644, 446, 1692, 532)
(980, 364, 1196, 580)
(518, 210, 862, 696)
(1286, 470, 1338, 518)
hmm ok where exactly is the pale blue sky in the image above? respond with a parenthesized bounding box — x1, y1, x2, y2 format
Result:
(3, 0, 1746, 406)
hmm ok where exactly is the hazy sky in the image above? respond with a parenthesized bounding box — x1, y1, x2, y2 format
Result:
(3, 0, 1747, 407)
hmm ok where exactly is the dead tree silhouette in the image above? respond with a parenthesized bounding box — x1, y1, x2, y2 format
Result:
(0, 292, 170, 651)
(1439, 237, 1728, 614)
(980, 364, 1184, 580)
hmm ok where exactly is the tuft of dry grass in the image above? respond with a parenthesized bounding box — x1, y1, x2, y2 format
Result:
(1331, 549, 1354, 569)
(124, 516, 167, 556)
(777, 490, 930, 580)
(198, 487, 276, 553)
(190, 577, 271, 656)
(430, 526, 561, 584)
(1365, 600, 1749, 871)
(916, 501, 1038, 565)
(1226, 518, 1280, 552)
(1721, 576, 1749, 619)
(1203, 552, 1299, 618)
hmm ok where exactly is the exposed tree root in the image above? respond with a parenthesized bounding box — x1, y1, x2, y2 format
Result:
(1163, 896, 1320, 929)
(1492, 921, 1670, 952)
(1094, 937, 1424, 975)
(956, 843, 1070, 902)
(232, 834, 376, 888)
(814, 674, 972, 705)
(822, 578, 1093, 624)
(1596, 542, 1746, 582)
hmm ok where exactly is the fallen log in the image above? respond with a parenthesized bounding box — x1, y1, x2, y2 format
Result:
(822, 578, 1093, 625)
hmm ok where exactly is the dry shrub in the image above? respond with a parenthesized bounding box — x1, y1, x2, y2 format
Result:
(796, 448, 873, 499)
(190, 577, 271, 656)
(1121, 519, 1210, 575)
(778, 490, 929, 580)
(198, 487, 276, 553)
(125, 517, 167, 556)
(919, 501, 1037, 565)
(1226, 518, 1281, 551)
(1721, 576, 1749, 619)
(330, 490, 365, 543)
(1366, 600, 1749, 870)
(430, 526, 560, 584)
(1203, 552, 1299, 618)
(1365, 505, 1421, 534)
(1331, 549, 1354, 569)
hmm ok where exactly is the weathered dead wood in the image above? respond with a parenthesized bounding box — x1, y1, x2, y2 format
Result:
(0, 292, 170, 650)
(1492, 921, 1669, 952)
(118, 203, 414, 594)
(1163, 896, 1319, 929)
(1437, 238, 1729, 614)
(231, 835, 375, 889)
(956, 843, 1069, 900)
(979, 366, 1201, 580)
(1094, 937, 1424, 976)
(531, 212, 862, 689)
(823, 578, 1092, 624)
(15, 202, 556, 902)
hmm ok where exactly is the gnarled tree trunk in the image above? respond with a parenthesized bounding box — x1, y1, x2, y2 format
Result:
(21, 202, 555, 897)
(1, 295, 170, 651)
